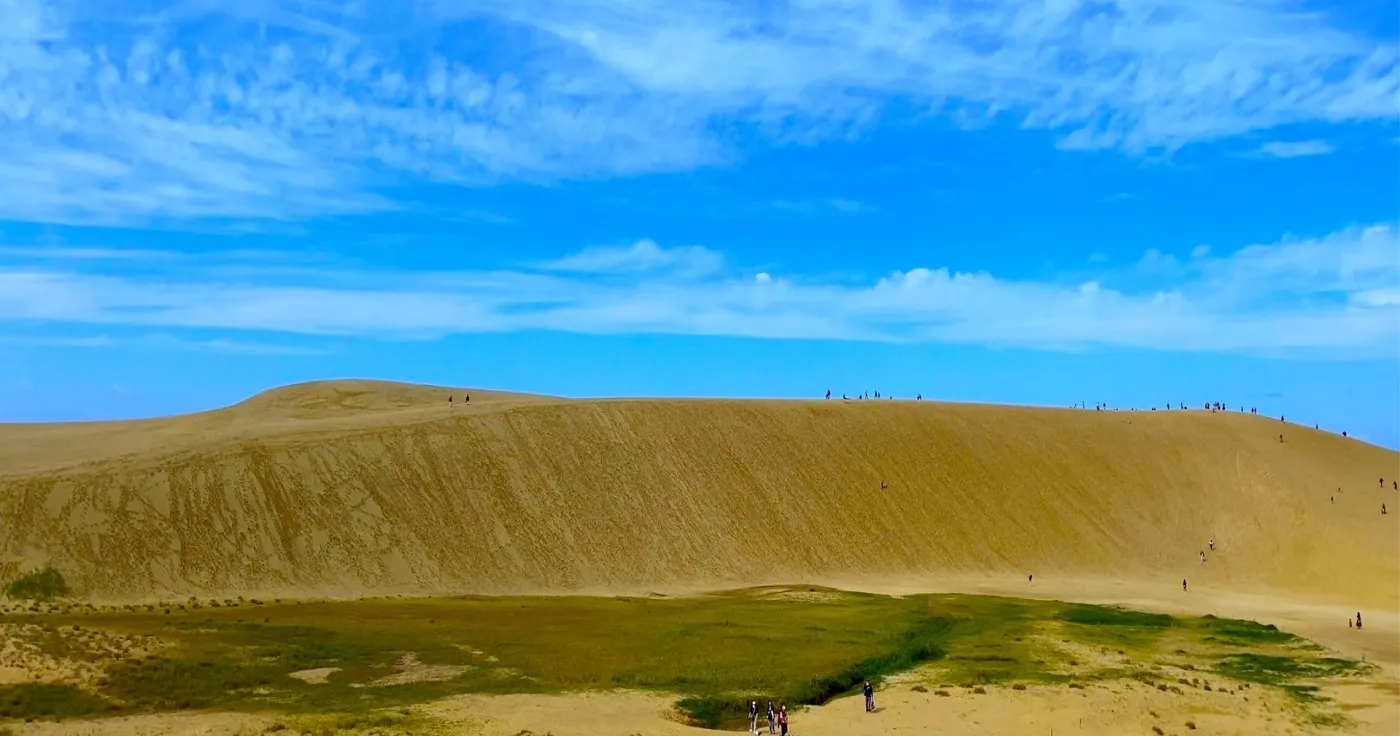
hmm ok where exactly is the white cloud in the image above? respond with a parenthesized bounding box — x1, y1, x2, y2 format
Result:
(0, 223, 1395, 357)
(0, 332, 326, 355)
(0, 0, 1393, 223)
(1257, 140, 1336, 158)
(538, 240, 724, 277)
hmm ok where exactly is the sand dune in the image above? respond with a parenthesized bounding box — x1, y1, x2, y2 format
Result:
(1, 380, 1395, 609)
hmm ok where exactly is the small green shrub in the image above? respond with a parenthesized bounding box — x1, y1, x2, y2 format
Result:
(3, 567, 71, 601)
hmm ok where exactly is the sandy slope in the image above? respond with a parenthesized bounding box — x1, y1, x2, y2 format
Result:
(0, 380, 1395, 612)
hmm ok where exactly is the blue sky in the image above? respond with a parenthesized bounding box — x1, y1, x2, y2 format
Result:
(0, 0, 1397, 447)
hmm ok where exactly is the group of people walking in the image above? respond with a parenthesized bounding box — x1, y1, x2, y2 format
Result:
(749, 700, 788, 735)
(746, 680, 879, 734)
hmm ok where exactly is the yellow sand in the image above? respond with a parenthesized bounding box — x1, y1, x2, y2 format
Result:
(0, 379, 1394, 612)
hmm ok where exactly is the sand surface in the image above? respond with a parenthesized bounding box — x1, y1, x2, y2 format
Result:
(1, 379, 1397, 735)
(1, 380, 1394, 610)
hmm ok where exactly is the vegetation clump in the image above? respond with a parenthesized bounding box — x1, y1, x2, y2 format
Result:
(3, 567, 71, 602)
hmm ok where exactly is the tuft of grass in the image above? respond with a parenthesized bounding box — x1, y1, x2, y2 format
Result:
(1215, 654, 1366, 687)
(1058, 605, 1173, 628)
(1196, 616, 1296, 645)
(3, 567, 71, 602)
(0, 683, 112, 720)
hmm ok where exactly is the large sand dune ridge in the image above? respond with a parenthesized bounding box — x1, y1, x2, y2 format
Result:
(0, 380, 1395, 607)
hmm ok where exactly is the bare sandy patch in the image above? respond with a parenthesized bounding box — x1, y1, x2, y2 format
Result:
(287, 667, 340, 684)
(358, 652, 468, 687)
(12, 710, 271, 736)
(0, 622, 160, 686)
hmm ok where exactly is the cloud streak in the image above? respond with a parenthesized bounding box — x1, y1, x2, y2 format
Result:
(1, 225, 1395, 357)
(1257, 140, 1335, 158)
(0, 0, 1393, 224)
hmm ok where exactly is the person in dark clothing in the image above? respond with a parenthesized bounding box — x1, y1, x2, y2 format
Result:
(778, 705, 788, 735)
(863, 680, 875, 712)
(1182, 578, 1188, 592)
(767, 701, 776, 734)
(1356, 612, 1363, 629)
(748, 701, 759, 735)
(826, 389, 831, 399)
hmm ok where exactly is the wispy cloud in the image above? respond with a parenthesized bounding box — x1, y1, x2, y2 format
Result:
(0, 0, 1393, 224)
(538, 240, 724, 277)
(768, 198, 870, 215)
(0, 332, 328, 356)
(1, 224, 1395, 357)
(1257, 140, 1336, 158)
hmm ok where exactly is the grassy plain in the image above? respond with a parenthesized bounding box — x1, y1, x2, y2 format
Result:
(0, 587, 1371, 731)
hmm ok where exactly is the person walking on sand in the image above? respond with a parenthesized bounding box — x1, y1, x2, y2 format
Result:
(778, 705, 788, 736)
(826, 389, 831, 400)
(1356, 612, 1363, 629)
(767, 700, 776, 734)
(1209, 539, 1215, 551)
(749, 700, 759, 735)
(1183, 578, 1188, 592)
(863, 679, 875, 712)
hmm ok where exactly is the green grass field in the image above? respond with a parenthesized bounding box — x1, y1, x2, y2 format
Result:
(0, 587, 1371, 731)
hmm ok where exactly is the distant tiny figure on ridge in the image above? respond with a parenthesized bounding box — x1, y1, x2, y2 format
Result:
(826, 389, 831, 399)
(1356, 612, 1363, 629)
(1182, 578, 1188, 592)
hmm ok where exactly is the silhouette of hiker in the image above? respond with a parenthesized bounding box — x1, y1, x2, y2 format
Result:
(1392, 481, 1396, 491)
(1356, 612, 1363, 629)
(465, 394, 471, 402)
(1342, 431, 1347, 437)
(1279, 433, 1284, 443)
(1209, 540, 1215, 551)
(1183, 578, 1188, 592)
(917, 393, 922, 401)
(767, 701, 776, 734)
(1029, 573, 1034, 583)
(1380, 477, 1385, 488)
(863, 680, 875, 712)
(448, 394, 453, 405)
(826, 389, 831, 400)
